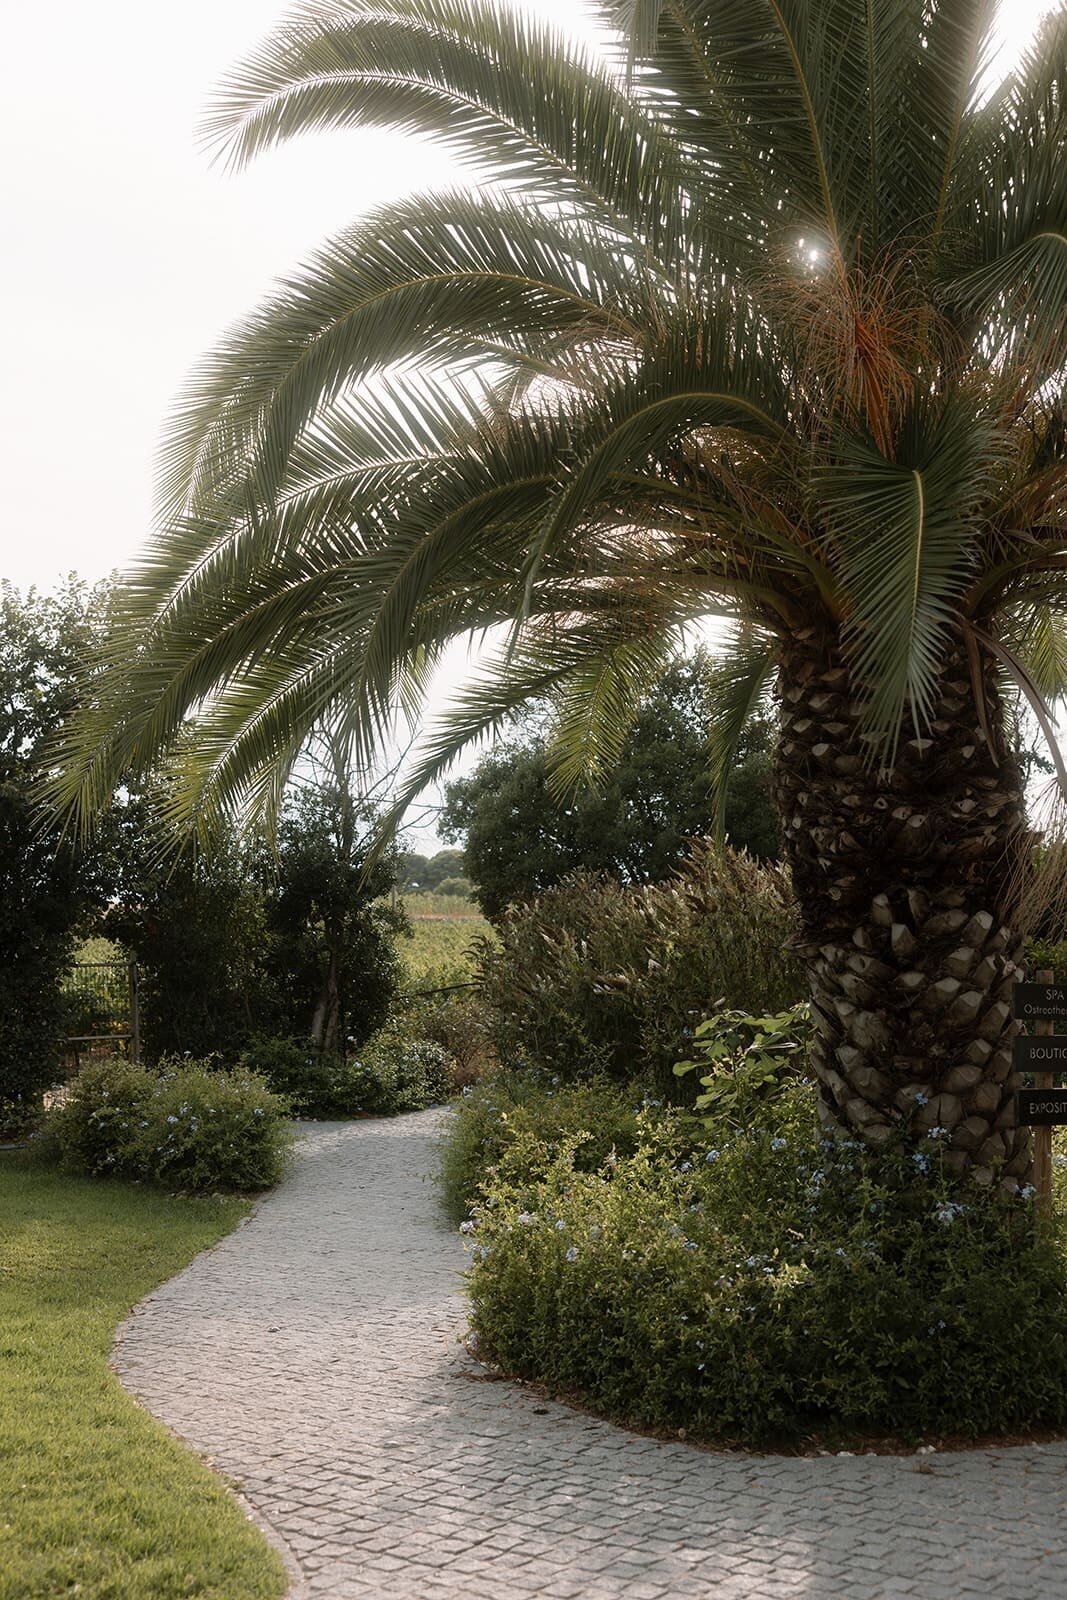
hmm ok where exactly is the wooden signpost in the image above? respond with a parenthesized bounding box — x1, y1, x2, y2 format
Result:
(1012, 970, 1063, 1219)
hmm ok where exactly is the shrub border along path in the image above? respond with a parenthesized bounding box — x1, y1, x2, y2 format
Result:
(115, 1113, 1067, 1600)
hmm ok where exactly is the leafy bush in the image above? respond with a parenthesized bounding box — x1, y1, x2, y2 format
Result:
(464, 1121, 1067, 1445)
(238, 1037, 359, 1118)
(1027, 938, 1067, 981)
(674, 1003, 813, 1134)
(392, 965, 493, 1088)
(50, 1056, 292, 1192)
(439, 1069, 664, 1222)
(356, 1033, 454, 1114)
(479, 844, 803, 1090)
(240, 1031, 454, 1118)
(48, 1057, 154, 1179)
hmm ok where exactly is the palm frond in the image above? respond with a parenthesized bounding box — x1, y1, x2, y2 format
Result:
(704, 625, 777, 841)
(543, 624, 683, 797)
(821, 398, 996, 749)
(203, 0, 702, 258)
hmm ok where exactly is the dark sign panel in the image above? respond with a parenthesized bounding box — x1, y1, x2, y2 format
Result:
(1013, 983, 1067, 1020)
(1013, 1036, 1067, 1073)
(1016, 1088, 1067, 1126)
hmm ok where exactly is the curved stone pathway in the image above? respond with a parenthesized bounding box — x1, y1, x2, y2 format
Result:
(115, 1113, 1067, 1599)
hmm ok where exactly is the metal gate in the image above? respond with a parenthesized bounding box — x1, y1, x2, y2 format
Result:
(62, 960, 141, 1065)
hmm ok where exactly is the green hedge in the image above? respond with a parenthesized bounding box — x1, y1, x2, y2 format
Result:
(50, 1057, 292, 1192)
(460, 1108, 1067, 1445)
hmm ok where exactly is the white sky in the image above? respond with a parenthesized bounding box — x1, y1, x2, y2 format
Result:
(0, 0, 1053, 592)
(0, 0, 1056, 844)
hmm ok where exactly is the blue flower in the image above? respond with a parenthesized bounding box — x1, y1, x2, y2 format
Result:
(555, 1219, 567, 1231)
(565, 1246, 579, 1262)
(914, 1092, 929, 1107)
(705, 1149, 720, 1164)
(459, 1220, 476, 1235)
(912, 1152, 931, 1173)
(771, 1137, 787, 1151)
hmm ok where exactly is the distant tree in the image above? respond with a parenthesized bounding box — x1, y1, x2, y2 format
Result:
(440, 656, 778, 918)
(396, 846, 468, 892)
(435, 875, 473, 897)
(105, 806, 271, 1063)
(0, 579, 115, 1126)
(421, 849, 467, 890)
(264, 778, 404, 1054)
(397, 851, 430, 891)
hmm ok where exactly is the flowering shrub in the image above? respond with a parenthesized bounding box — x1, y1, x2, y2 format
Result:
(347, 1032, 454, 1114)
(438, 1068, 669, 1222)
(464, 1117, 1067, 1444)
(49, 1057, 153, 1180)
(51, 1056, 291, 1191)
(240, 1031, 454, 1118)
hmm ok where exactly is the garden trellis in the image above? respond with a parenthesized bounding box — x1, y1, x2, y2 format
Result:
(62, 960, 141, 1065)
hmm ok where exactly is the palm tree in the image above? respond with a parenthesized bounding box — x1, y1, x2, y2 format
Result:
(61, 0, 1065, 1185)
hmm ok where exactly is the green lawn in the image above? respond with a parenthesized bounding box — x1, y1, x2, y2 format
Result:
(0, 1158, 287, 1600)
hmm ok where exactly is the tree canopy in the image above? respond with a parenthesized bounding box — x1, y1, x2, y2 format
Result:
(440, 655, 778, 917)
(0, 580, 116, 1124)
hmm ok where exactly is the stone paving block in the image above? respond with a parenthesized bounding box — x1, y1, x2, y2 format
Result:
(113, 1112, 1067, 1600)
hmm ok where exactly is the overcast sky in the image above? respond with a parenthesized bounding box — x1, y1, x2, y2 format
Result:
(0, 0, 1051, 592)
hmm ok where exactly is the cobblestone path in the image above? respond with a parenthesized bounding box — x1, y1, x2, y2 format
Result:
(114, 1113, 1067, 1599)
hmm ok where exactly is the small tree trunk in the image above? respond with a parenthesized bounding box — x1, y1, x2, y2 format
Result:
(774, 626, 1033, 1192)
(310, 947, 341, 1056)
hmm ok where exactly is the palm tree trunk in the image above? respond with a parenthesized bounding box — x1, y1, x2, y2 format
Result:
(774, 625, 1033, 1192)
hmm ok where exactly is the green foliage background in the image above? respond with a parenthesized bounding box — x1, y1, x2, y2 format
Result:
(0, 580, 118, 1129)
(441, 656, 778, 919)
